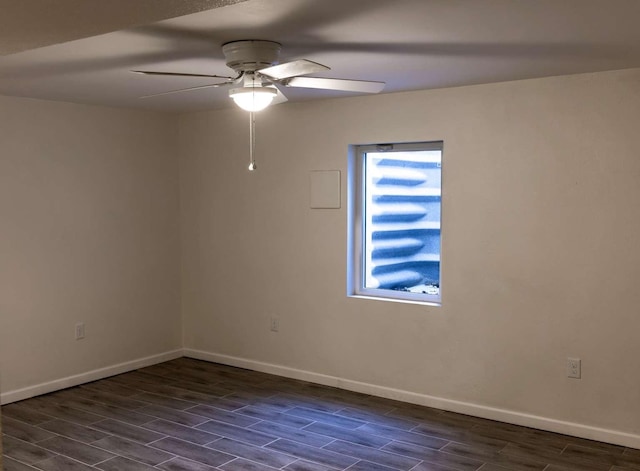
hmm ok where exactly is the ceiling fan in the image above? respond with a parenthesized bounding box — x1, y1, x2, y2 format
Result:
(132, 39, 385, 112)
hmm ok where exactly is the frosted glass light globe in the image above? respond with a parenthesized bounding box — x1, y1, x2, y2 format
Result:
(229, 87, 277, 112)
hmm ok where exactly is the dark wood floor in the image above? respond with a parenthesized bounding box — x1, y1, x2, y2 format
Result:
(1, 357, 638, 471)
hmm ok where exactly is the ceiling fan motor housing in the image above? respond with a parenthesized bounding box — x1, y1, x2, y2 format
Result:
(222, 40, 282, 72)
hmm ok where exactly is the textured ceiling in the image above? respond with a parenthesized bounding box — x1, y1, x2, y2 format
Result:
(0, 0, 248, 55)
(0, 0, 639, 112)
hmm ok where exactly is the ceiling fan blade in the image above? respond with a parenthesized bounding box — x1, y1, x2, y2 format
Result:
(284, 76, 385, 93)
(268, 85, 288, 105)
(132, 70, 236, 79)
(258, 59, 329, 80)
(140, 81, 233, 99)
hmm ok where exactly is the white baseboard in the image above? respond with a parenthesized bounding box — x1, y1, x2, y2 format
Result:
(3, 346, 638, 449)
(0, 349, 184, 405)
(184, 348, 640, 449)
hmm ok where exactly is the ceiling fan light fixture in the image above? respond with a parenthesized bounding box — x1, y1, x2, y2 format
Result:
(229, 86, 277, 112)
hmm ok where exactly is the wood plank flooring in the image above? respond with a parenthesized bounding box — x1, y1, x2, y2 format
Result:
(2, 357, 638, 471)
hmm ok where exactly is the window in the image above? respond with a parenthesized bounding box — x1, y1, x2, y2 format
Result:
(348, 141, 442, 304)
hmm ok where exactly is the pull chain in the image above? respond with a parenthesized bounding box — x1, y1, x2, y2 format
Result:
(248, 111, 257, 171)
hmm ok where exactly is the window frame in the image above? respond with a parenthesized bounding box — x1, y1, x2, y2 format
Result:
(347, 141, 443, 306)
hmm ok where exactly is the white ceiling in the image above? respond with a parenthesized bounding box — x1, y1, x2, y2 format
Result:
(0, 0, 248, 55)
(1, 0, 639, 113)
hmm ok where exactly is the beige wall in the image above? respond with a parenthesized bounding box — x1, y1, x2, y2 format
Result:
(179, 68, 640, 437)
(1, 67, 638, 446)
(0, 96, 182, 397)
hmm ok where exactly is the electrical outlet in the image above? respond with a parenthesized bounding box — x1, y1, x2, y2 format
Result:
(270, 317, 279, 332)
(75, 322, 85, 340)
(567, 357, 581, 379)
